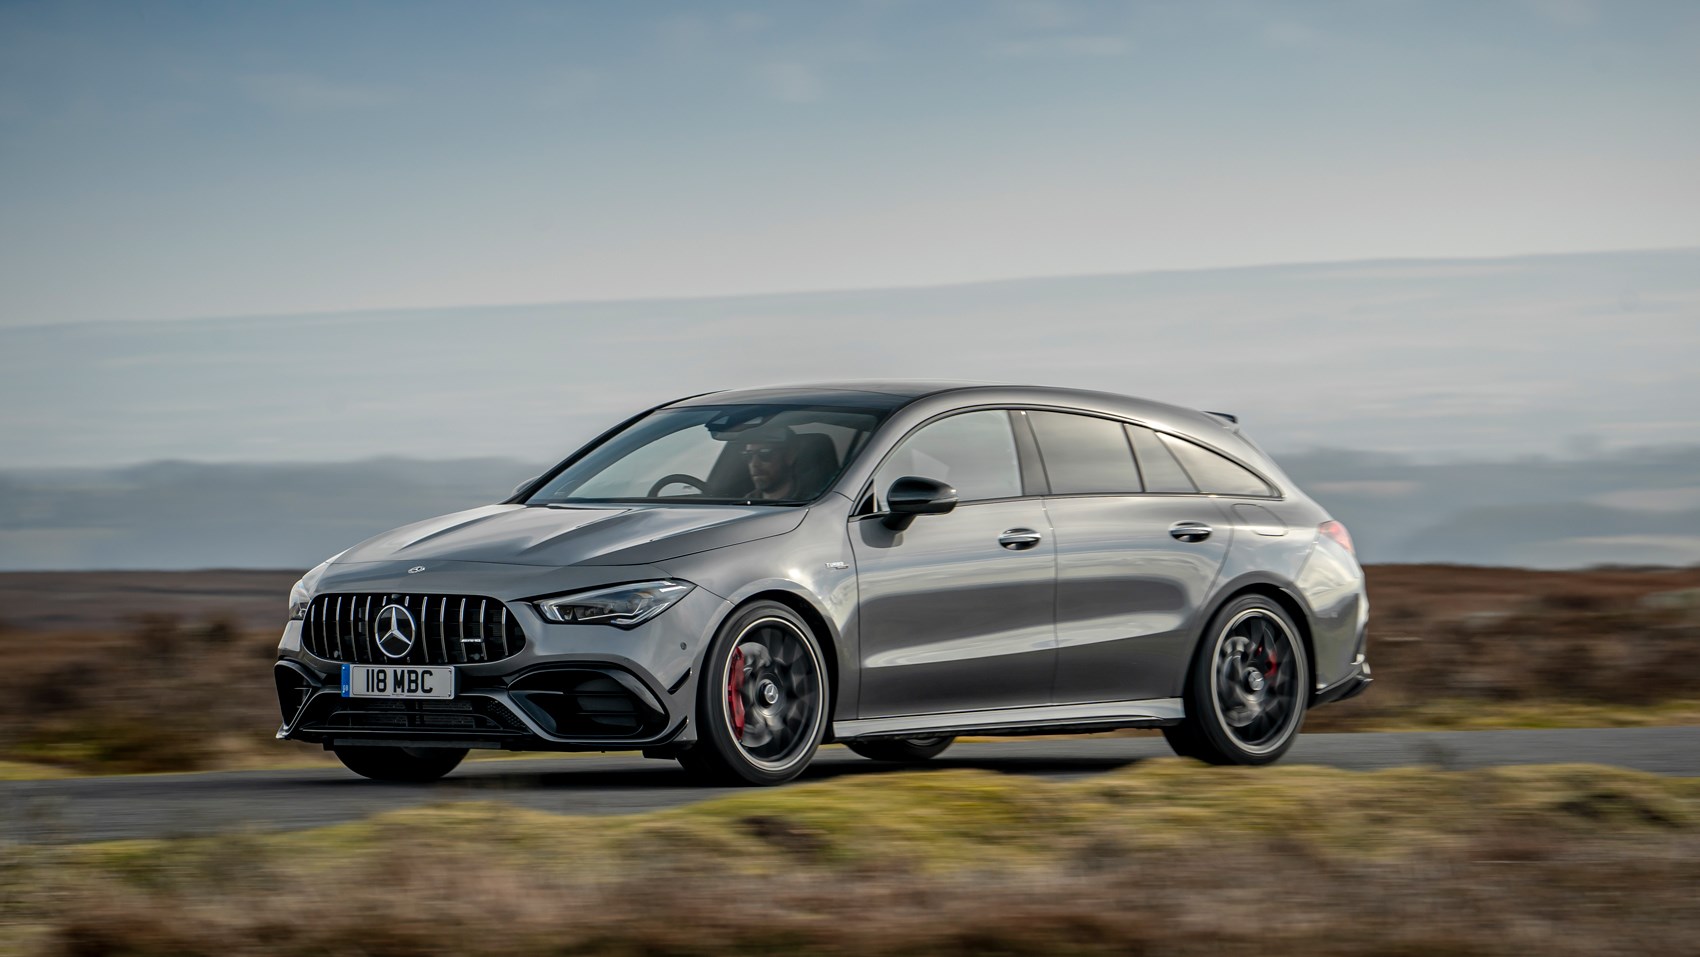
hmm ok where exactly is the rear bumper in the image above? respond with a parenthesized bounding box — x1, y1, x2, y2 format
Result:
(1312, 653, 1373, 707)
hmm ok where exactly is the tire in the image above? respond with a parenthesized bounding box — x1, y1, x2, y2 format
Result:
(677, 601, 830, 786)
(845, 736, 956, 763)
(333, 745, 468, 782)
(1163, 594, 1309, 766)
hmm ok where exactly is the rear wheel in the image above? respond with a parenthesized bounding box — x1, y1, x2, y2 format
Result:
(1163, 595, 1308, 765)
(845, 736, 955, 763)
(333, 745, 467, 782)
(677, 602, 829, 786)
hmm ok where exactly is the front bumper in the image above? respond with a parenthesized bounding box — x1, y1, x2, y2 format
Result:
(274, 584, 731, 751)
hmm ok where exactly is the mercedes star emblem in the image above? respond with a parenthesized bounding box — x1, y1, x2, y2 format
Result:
(374, 603, 417, 659)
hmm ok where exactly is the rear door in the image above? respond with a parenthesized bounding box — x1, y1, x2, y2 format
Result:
(1030, 413, 1232, 704)
(850, 409, 1057, 718)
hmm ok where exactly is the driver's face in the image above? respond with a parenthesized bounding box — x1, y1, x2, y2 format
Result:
(745, 441, 794, 492)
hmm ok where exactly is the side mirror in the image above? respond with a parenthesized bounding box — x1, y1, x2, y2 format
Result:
(512, 476, 539, 498)
(881, 476, 958, 531)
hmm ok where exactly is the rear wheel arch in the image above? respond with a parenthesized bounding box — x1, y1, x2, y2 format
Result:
(1188, 580, 1317, 698)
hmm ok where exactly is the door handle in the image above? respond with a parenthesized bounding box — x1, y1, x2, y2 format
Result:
(1169, 521, 1213, 543)
(997, 528, 1043, 549)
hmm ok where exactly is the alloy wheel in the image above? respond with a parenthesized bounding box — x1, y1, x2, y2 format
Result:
(1209, 608, 1303, 754)
(721, 616, 824, 773)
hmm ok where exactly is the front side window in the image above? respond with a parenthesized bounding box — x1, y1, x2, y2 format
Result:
(528, 404, 889, 505)
(874, 410, 1022, 506)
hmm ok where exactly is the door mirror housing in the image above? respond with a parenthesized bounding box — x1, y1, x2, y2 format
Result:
(881, 476, 959, 531)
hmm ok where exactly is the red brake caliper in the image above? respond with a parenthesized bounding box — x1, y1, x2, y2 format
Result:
(727, 647, 747, 740)
(1252, 639, 1278, 678)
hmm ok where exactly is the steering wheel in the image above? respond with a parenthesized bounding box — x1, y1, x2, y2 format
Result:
(647, 473, 710, 498)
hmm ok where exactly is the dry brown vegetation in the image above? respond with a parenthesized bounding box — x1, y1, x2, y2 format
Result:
(1307, 564, 1700, 731)
(0, 565, 1696, 775)
(3, 760, 1697, 957)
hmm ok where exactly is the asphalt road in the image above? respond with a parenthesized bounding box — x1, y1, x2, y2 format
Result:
(4, 727, 1697, 844)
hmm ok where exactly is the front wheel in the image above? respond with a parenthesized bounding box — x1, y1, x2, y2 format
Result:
(333, 745, 467, 782)
(677, 601, 829, 786)
(845, 736, 955, 763)
(1163, 595, 1309, 765)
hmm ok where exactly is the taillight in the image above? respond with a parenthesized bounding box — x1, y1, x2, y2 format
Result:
(1319, 520, 1354, 555)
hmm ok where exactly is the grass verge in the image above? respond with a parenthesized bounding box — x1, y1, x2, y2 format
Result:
(2, 760, 1696, 956)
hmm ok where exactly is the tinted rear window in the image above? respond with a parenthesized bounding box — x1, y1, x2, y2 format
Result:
(1125, 425, 1196, 493)
(1029, 411, 1142, 495)
(1159, 433, 1275, 497)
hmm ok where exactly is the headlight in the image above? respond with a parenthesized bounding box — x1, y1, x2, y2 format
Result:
(532, 580, 694, 628)
(288, 579, 312, 621)
(286, 555, 340, 621)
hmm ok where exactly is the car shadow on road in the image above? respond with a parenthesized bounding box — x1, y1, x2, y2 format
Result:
(361, 750, 1157, 793)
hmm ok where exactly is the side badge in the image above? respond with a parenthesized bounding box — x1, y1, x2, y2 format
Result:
(407, 566, 427, 574)
(824, 561, 849, 570)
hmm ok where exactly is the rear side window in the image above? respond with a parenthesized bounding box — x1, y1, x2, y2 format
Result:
(1159, 433, 1276, 497)
(1029, 411, 1142, 495)
(1125, 425, 1196, 493)
(875, 410, 1023, 505)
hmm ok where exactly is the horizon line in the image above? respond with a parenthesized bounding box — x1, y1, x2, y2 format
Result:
(9, 440, 1700, 476)
(6, 243, 1698, 334)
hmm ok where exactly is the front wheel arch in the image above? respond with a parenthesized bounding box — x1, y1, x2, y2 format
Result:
(731, 589, 841, 726)
(679, 599, 831, 785)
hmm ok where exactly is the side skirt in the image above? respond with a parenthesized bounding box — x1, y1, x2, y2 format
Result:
(832, 698, 1185, 742)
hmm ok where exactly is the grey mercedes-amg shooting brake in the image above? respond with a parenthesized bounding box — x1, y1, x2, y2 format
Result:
(275, 382, 1371, 784)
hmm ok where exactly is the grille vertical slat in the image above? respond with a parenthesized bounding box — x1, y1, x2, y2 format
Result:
(476, 599, 488, 662)
(360, 595, 374, 662)
(333, 596, 346, 660)
(339, 594, 351, 661)
(437, 595, 449, 663)
(456, 597, 467, 664)
(496, 605, 509, 659)
(419, 595, 432, 664)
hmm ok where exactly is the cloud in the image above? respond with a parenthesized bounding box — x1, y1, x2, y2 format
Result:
(240, 73, 394, 112)
(988, 34, 1128, 58)
(1262, 20, 1325, 49)
(999, 0, 1075, 32)
(756, 61, 822, 103)
(1520, 0, 1596, 27)
(532, 68, 600, 110)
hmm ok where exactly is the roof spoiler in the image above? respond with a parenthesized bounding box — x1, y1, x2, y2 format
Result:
(1203, 410, 1239, 425)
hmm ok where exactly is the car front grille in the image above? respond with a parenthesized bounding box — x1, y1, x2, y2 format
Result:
(303, 593, 526, 665)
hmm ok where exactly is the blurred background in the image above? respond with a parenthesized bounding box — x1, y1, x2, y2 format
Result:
(1, 0, 1697, 573)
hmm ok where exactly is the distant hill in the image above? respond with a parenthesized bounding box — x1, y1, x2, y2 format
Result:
(2, 247, 1695, 570)
(2, 448, 1697, 570)
(1, 247, 1696, 468)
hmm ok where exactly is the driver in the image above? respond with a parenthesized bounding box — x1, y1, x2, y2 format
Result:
(742, 426, 800, 501)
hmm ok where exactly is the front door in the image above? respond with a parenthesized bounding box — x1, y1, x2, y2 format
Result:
(850, 410, 1057, 718)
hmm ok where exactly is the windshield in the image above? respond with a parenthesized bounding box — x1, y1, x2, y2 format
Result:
(526, 404, 891, 506)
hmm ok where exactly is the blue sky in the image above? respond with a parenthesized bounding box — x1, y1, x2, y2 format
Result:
(2, 0, 1698, 326)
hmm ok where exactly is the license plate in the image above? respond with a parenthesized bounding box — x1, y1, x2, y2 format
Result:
(341, 664, 454, 699)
